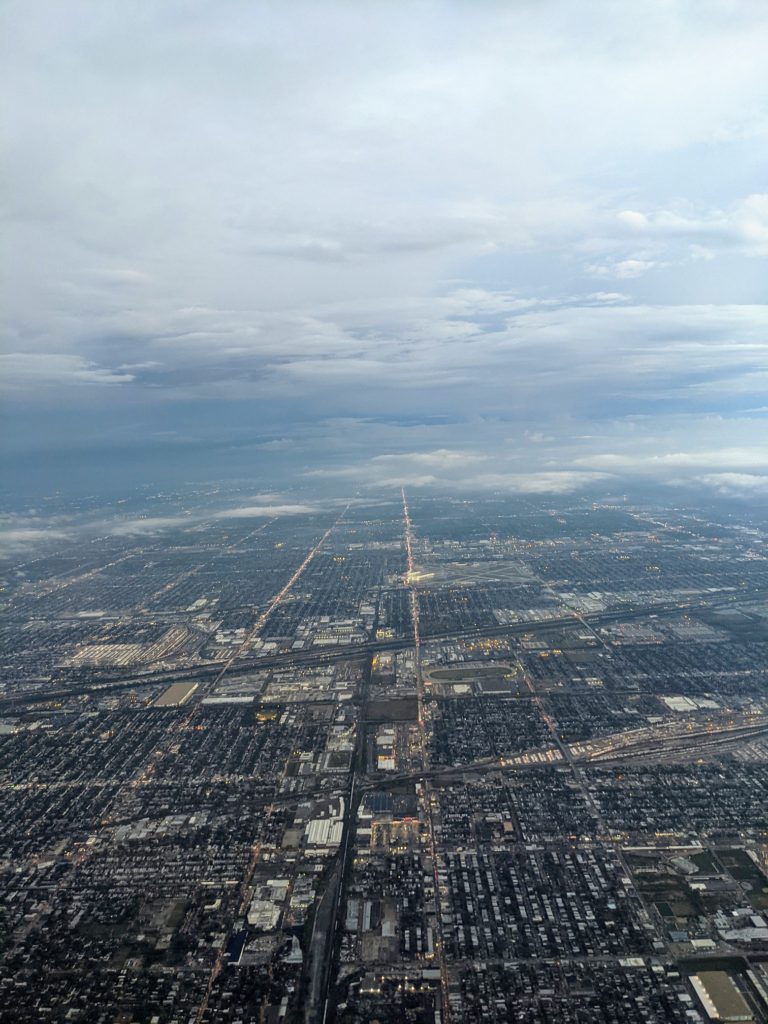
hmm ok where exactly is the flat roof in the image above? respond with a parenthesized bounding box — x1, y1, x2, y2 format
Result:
(691, 971, 753, 1021)
(153, 681, 198, 708)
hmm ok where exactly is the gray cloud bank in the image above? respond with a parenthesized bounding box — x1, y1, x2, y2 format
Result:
(2, 1, 767, 502)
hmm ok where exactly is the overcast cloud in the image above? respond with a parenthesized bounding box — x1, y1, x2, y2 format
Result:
(2, 0, 768, 501)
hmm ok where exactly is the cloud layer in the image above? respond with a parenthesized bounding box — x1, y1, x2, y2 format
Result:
(2, 1, 767, 501)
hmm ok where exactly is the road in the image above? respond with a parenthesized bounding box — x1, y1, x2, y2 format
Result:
(401, 488, 452, 1023)
(7, 590, 757, 713)
(306, 652, 373, 1023)
(305, 860, 341, 1024)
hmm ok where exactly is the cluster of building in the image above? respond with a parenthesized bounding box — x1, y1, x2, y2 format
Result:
(2, 494, 768, 1021)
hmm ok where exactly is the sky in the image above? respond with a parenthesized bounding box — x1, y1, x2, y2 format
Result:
(2, 0, 768, 503)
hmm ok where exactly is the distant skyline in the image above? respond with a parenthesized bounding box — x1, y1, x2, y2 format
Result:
(3, 1, 768, 501)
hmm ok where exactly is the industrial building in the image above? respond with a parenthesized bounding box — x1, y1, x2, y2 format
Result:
(690, 972, 753, 1022)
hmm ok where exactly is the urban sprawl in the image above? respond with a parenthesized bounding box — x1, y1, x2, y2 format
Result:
(1, 491, 768, 1022)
